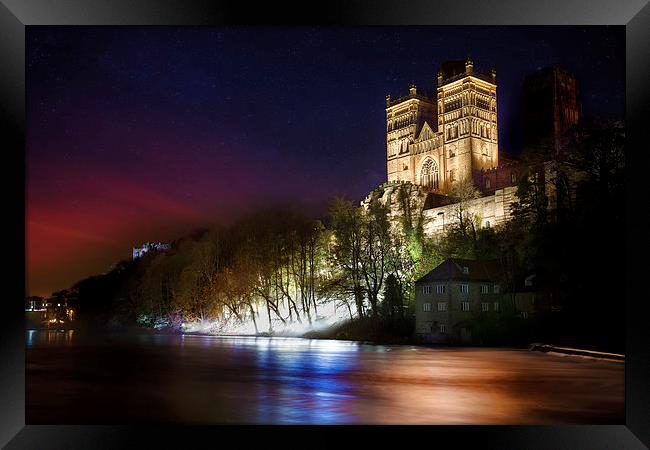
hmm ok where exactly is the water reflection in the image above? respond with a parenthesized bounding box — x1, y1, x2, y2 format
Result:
(247, 337, 359, 423)
(26, 329, 74, 348)
(26, 332, 625, 424)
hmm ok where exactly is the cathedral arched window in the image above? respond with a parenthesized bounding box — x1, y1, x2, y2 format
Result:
(420, 158, 439, 190)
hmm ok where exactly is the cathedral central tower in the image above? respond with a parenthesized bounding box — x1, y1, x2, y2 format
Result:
(386, 58, 499, 195)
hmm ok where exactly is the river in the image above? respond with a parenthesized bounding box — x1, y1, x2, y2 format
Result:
(26, 330, 624, 424)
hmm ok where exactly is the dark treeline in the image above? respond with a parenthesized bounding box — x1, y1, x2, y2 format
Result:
(57, 120, 624, 351)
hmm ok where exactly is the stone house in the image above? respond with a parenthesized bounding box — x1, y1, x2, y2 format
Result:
(414, 258, 507, 343)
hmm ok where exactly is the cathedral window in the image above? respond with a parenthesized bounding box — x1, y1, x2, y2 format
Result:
(420, 158, 439, 190)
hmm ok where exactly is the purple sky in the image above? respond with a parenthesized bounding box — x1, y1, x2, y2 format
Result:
(26, 26, 625, 296)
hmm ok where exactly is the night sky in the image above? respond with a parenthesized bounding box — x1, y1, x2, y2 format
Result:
(26, 26, 624, 297)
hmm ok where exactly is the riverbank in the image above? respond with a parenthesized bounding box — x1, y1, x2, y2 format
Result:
(56, 315, 623, 356)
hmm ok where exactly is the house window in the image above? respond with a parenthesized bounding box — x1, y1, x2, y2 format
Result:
(511, 172, 517, 184)
(493, 301, 500, 312)
(521, 311, 529, 319)
(485, 178, 491, 189)
(423, 302, 432, 312)
(436, 284, 447, 294)
(423, 285, 432, 294)
(459, 284, 469, 294)
(493, 284, 500, 294)
(450, 169, 456, 182)
(481, 285, 489, 294)
(462, 266, 469, 274)
(438, 302, 448, 312)
(481, 302, 489, 312)
(460, 301, 471, 312)
(484, 220, 491, 229)
(439, 323, 447, 333)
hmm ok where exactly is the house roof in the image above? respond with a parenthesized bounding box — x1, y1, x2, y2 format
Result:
(416, 258, 506, 283)
(516, 268, 552, 292)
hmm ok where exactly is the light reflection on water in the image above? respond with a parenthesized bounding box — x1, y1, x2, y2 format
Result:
(26, 331, 624, 424)
(26, 329, 74, 348)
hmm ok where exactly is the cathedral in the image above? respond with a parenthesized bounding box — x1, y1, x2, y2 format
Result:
(386, 58, 500, 193)
(366, 59, 581, 236)
(363, 58, 521, 235)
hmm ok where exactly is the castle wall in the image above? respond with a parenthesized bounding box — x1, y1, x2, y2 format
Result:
(362, 182, 518, 239)
(420, 186, 517, 235)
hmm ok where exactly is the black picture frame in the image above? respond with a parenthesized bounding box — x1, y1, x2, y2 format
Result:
(2, 1, 649, 448)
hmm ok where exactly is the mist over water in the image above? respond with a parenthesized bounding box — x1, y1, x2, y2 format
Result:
(178, 296, 353, 336)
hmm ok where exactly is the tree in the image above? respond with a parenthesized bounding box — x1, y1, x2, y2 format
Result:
(327, 197, 366, 318)
(381, 274, 403, 320)
(359, 199, 392, 318)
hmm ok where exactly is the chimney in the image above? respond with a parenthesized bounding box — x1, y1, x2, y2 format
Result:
(409, 84, 417, 95)
(490, 68, 497, 82)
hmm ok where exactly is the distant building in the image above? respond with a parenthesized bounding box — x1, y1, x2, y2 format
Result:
(25, 296, 46, 312)
(522, 66, 581, 153)
(42, 298, 75, 324)
(26, 295, 75, 326)
(511, 270, 562, 316)
(414, 258, 507, 343)
(132, 242, 170, 259)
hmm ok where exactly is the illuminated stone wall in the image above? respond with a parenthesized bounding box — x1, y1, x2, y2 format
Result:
(361, 181, 518, 238)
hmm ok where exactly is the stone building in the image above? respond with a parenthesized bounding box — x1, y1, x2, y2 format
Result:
(414, 258, 506, 343)
(414, 259, 554, 343)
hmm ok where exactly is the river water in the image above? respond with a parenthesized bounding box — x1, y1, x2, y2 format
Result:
(26, 330, 624, 424)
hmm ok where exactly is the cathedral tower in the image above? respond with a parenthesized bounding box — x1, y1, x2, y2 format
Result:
(386, 85, 437, 183)
(386, 58, 499, 195)
(437, 58, 499, 188)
